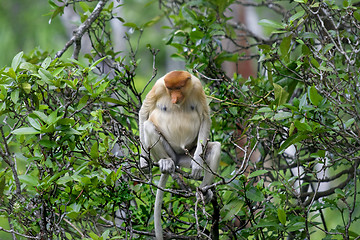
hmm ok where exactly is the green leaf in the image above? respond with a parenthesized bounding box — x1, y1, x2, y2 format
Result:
(273, 83, 289, 106)
(5, 67, 16, 80)
(289, 10, 305, 23)
(289, 122, 295, 136)
(12, 127, 40, 135)
(310, 57, 320, 68)
(0, 102, 5, 112)
(20, 62, 37, 72)
(310, 150, 326, 158)
(335, 188, 345, 198)
(95, 81, 109, 95)
(28, 116, 42, 130)
(57, 118, 76, 126)
(115, 165, 123, 179)
(222, 199, 244, 221)
(106, 171, 116, 186)
(266, 62, 273, 85)
(258, 19, 285, 29)
(323, 43, 335, 53)
(10, 89, 19, 103)
(278, 132, 309, 154)
(344, 118, 355, 128)
(89, 56, 107, 71)
(90, 142, 99, 159)
(21, 82, 31, 94)
(19, 175, 39, 187)
(257, 107, 272, 113)
(79, 2, 90, 12)
(294, 120, 312, 132)
(181, 7, 197, 25)
(52, 67, 65, 76)
(287, 222, 306, 232)
(274, 111, 292, 121)
(248, 170, 269, 178)
(300, 32, 319, 39)
(277, 207, 286, 225)
(354, 11, 360, 22)
(11, 51, 23, 71)
(39, 139, 58, 148)
(280, 35, 292, 58)
(41, 57, 52, 69)
(100, 230, 110, 240)
(215, 52, 239, 65)
(49, 6, 64, 24)
(308, 85, 323, 106)
(47, 110, 63, 125)
(299, 94, 307, 110)
(246, 187, 264, 202)
(46, 170, 67, 186)
(33, 111, 48, 123)
(39, 68, 54, 84)
(0, 177, 5, 196)
(256, 218, 279, 228)
(64, 128, 81, 135)
(0, 86, 6, 101)
(143, 15, 162, 28)
(100, 97, 126, 106)
(78, 95, 89, 110)
(57, 175, 73, 185)
(123, 22, 139, 29)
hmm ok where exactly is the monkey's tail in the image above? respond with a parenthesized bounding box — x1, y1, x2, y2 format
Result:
(154, 173, 169, 240)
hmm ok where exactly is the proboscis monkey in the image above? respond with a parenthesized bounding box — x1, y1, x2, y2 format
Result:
(139, 70, 221, 240)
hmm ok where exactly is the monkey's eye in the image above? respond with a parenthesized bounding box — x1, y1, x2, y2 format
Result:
(168, 86, 182, 91)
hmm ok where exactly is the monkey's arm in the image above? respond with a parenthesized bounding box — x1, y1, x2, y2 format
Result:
(139, 88, 157, 167)
(191, 114, 210, 179)
(191, 85, 211, 179)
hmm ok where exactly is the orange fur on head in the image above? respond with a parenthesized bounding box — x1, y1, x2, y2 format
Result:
(164, 71, 191, 89)
(164, 71, 191, 104)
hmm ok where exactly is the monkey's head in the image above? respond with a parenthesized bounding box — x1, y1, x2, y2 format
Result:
(164, 71, 192, 105)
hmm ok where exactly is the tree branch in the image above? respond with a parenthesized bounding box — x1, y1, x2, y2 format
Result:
(0, 226, 39, 239)
(54, 0, 109, 59)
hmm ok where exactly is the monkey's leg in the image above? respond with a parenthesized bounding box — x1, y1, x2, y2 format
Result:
(199, 141, 221, 202)
(141, 120, 177, 172)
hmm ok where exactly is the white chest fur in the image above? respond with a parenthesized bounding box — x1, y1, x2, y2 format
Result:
(149, 98, 201, 153)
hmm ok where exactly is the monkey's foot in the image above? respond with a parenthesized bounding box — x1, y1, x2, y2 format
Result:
(158, 158, 175, 174)
(196, 189, 213, 204)
(140, 157, 149, 168)
(139, 157, 151, 173)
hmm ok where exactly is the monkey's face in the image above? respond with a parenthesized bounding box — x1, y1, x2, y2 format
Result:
(164, 71, 191, 105)
(167, 88, 184, 104)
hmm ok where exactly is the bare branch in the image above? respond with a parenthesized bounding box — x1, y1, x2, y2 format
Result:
(54, 0, 109, 59)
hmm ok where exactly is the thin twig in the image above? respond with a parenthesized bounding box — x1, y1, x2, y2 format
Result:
(55, 0, 109, 59)
(0, 226, 40, 239)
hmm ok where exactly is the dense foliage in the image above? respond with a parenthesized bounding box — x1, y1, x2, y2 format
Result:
(1, 0, 360, 239)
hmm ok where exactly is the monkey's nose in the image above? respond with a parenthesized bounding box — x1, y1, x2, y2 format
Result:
(172, 97, 181, 104)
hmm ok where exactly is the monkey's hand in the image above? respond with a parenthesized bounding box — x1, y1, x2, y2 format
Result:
(140, 157, 149, 169)
(158, 158, 175, 174)
(190, 156, 203, 179)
